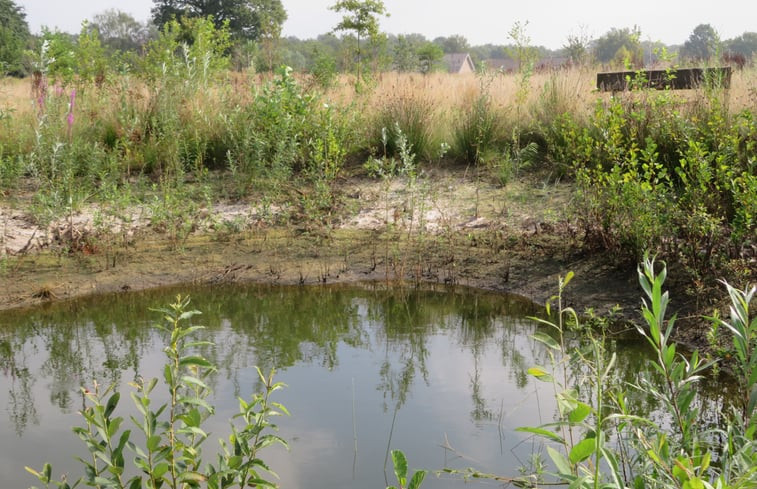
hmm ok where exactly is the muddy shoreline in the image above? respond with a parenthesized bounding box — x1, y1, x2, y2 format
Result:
(0, 226, 641, 318)
(0, 172, 718, 351)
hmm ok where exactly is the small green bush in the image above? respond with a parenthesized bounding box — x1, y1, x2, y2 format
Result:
(26, 296, 289, 489)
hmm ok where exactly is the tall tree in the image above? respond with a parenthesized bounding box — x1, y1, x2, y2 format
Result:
(681, 24, 720, 61)
(330, 0, 388, 86)
(151, 0, 286, 42)
(0, 0, 30, 76)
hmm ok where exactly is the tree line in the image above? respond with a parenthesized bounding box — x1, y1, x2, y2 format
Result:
(1, 0, 756, 78)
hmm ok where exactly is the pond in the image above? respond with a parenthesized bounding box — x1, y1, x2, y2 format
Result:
(0, 283, 724, 488)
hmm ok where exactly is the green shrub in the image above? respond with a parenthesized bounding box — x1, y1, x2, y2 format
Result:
(514, 260, 757, 489)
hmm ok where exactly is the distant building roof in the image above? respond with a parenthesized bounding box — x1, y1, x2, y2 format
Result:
(443, 53, 475, 73)
(483, 58, 519, 72)
(483, 57, 571, 72)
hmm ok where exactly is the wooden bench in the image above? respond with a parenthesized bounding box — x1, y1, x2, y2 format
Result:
(596, 67, 732, 92)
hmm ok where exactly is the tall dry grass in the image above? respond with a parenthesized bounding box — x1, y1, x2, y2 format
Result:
(2, 65, 752, 122)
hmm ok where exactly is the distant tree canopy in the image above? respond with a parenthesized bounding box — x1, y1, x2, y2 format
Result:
(151, 0, 286, 42)
(392, 34, 443, 73)
(724, 32, 757, 59)
(593, 26, 643, 66)
(0, 0, 31, 76)
(433, 34, 469, 54)
(681, 23, 720, 61)
(91, 9, 156, 53)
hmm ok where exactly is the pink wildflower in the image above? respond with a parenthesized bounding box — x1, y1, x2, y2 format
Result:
(66, 89, 76, 140)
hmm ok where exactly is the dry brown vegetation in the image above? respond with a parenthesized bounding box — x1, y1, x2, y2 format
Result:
(3, 66, 753, 121)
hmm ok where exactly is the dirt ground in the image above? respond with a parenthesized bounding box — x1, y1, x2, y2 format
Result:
(0, 169, 683, 342)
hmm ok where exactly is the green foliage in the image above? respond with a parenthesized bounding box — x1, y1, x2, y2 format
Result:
(724, 32, 757, 59)
(90, 9, 155, 53)
(0, 144, 23, 191)
(251, 0, 288, 71)
(224, 65, 351, 206)
(593, 26, 643, 66)
(0, 0, 31, 76)
(310, 50, 338, 89)
(386, 450, 427, 489)
(563, 28, 592, 66)
(330, 0, 389, 86)
(151, 0, 286, 43)
(416, 42, 444, 74)
(516, 262, 757, 489)
(432, 35, 469, 54)
(681, 24, 721, 62)
(76, 22, 109, 85)
(25, 295, 288, 489)
(36, 30, 78, 83)
(561, 89, 756, 271)
(142, 17, 231, 83)
(506, 21, 538, 76)
(708, 283, 757, 429)
(365, 122, 417, 180)
(226, 66, 312, 184)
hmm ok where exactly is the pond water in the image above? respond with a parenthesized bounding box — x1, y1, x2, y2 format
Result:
(0, 283, 726, 488)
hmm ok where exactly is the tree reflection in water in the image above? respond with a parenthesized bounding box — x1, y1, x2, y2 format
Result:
(0, 283, 738, 489)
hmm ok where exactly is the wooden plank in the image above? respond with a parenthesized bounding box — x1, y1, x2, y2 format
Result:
(596, 67, 732, 92)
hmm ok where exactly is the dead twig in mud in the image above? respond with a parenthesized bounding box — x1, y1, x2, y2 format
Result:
(17, 230, 38, 255)
(209, 263, 253, 284)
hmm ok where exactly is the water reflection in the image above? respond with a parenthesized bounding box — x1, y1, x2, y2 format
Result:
(0, 283, 735, 489)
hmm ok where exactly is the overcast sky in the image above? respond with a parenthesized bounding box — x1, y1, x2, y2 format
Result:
(18, 0, 756, 49)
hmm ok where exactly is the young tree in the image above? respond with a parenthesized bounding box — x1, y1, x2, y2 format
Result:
(417, 42, 443, 74)
(330, 0, 389, 86)
(563, 26, 591, 66)
(250, 0, 287, 72)
(506, 21, 538, 74)
(594, 26, 643, 66)
(681, 23, 720, 62)
(0, 0, 30, 76)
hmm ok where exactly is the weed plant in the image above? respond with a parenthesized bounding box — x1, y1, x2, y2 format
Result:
(26, 296, 289, 489)
(512, 257, 757, 489)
